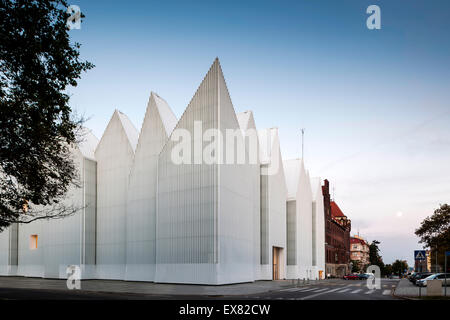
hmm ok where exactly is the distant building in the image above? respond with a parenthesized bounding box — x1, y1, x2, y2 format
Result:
(322, 180, 351, 278)
(426, 250, 431, 272)
(350, 235, 370, 271)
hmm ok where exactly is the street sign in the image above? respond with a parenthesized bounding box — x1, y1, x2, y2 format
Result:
(414, 250, 426, 260)
(446, 251, 450, 257)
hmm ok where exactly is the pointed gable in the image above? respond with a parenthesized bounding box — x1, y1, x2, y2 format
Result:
(157, 58, 224, 268)
(96, 110, 139, 156)
(283, 158, 303, 199)
(77, 127, 99, 161)
(156, 58, 255, 284)
(125, 92, 177, 281)
(236, 111, 252, 131)
(135, 92, 177, 154)
(95, 109, 137, 279)
(116, 111, 139, 152)
(258, 128, 277, 164)
(150, 92, 177, 136)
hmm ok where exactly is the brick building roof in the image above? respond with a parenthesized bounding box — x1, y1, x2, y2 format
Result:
(331, 201, 345, 218)
(350, 237, 368, 246)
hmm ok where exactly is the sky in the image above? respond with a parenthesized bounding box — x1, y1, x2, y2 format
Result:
(67, 0, 450, 266)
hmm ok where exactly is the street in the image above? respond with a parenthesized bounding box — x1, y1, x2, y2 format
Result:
(238, 279, 400, 300)
(0, 278, 399, 300)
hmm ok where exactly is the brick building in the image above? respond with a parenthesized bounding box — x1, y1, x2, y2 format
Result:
(350, 235, 370, 271)
(322, 180, 351, 278)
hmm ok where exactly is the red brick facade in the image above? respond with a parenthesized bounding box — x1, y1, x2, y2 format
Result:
(322, 179, 351, 277)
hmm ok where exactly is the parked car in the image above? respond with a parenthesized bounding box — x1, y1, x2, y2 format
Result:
(343, 274, 359, 280)
(408, 272, 417, 281)
(411, 272, 433, 285)
(358, 273, 375, 280)
(416, 273, 450, 287)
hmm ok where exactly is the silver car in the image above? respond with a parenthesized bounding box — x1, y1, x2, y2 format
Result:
(416, 273, 450, 287)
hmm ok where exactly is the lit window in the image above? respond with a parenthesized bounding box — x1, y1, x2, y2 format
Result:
(22, 199, 29, 213)
(30, 235, 38, 250)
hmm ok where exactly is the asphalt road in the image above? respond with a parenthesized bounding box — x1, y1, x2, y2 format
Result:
(0, 279, 399, 300)
(236, 279, 400, 300)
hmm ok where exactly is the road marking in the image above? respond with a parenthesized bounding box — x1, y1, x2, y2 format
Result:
(350, 289, 362, 293)
(365, 290, 375, 294)
(312, 288, 329, 293)
(294, 287, 315, 292)
(338, 288, 351, 293)
(280, 287, 308, 292)
(299, 288, 341, 300)
(300, 288, 319, 292)
(382, 290, 391, 295)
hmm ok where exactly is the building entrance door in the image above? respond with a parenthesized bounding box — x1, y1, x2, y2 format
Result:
(273, 247, 281, 280)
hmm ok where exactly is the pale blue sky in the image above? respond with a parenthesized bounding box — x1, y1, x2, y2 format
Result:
(67, 0, 450, 266)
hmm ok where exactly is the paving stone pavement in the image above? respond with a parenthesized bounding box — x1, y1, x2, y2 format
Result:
(394, 278, 449, 297)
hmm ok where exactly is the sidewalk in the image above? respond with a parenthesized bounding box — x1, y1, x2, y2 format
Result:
(394, 279, 449, 297)
(0, 276, 321, 296)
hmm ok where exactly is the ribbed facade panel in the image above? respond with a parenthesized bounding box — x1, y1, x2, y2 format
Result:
(12, 146, 97, 279)
(297, 166, 313, 279)
(236, 111, 261, 280)
(312, 201, 317, 266)
(265, 142, 287, 280)
(311, 179, 326, 278)
(260, 170, 269, 265)
(8, 224, 18, 266)
(95, 111, 136, 279)
(216, 64, 254, 283)
(286, 200, 297, 266)
(0, 224, 18, 275)
(83, 158, 97, 266)
(126, 93, 176, 281)
(156, 61, 218, 271)
(0, 229, 9, 274)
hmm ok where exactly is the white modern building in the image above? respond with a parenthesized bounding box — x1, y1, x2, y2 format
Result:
(0, 59, 325, 284)
(125, 92, 177, 282)
(1, 128, 98, 279)
(284, 159, 314, 280)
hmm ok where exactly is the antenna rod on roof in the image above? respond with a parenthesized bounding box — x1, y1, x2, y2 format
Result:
(301, 128, 305, 160)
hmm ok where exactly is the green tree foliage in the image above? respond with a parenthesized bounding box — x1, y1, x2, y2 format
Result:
(415, 204, 450, 271)
(415, 204, 450, 249)
(392, 260, 408, 276)
(369, 240, 386, 274)
(0, 0, 93, 230)
(384, 264, 393, 276)
(351, 260, 361, 273)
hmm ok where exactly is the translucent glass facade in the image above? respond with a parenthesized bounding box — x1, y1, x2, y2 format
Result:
(0, 59, 324, 283)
